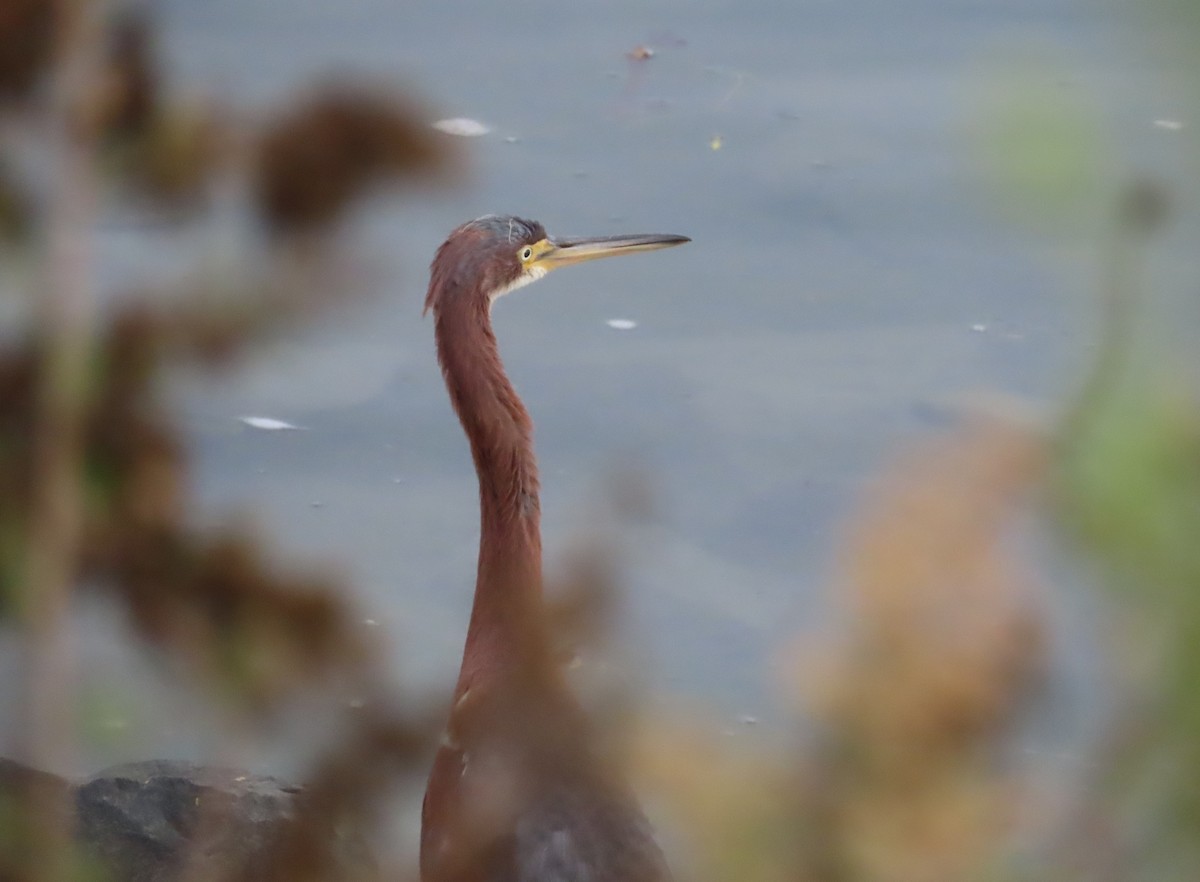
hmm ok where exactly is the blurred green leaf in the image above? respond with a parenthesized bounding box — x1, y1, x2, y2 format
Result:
(1057, 362, 1200, 602)
(78, 682, 141, 751)
(971, 56, 1110, 231)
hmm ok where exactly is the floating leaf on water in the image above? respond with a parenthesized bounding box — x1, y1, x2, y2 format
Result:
(627, 45, 655, 62)
(710, 135, 723, 151)
(606, 319, 637, 330)
(238, 416, 304, 431)
(432, 117, 491, 137)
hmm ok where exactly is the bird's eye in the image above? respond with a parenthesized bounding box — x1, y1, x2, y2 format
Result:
(521, 247, 533, 261)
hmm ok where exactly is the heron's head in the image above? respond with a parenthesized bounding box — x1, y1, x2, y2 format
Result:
(424, 214, 689, 317)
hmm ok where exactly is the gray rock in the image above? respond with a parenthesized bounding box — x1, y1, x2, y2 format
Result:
(76, 760, 303, 882)
(0, 758, 374, 882)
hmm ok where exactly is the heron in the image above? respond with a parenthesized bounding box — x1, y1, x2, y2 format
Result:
(420, 215, 689, 882)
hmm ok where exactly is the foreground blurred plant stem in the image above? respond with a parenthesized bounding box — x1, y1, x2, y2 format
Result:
(1060, 183, 1157, 447)
(21, 1, 104, 878)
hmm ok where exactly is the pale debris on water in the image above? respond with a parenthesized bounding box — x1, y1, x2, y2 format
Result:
(710, 134, 723, 151)
(238, 416, 304, 431)
(1154, 118, 1184, 131)
(606, 319, 638, 330)
(970, 323, 988, 333)
(432, 117, 492, 137)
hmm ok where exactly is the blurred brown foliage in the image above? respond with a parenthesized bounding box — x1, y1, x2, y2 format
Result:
(810, 418, 1045, 752)
(255, 86, 457, 234)
(0, 160, 32, 242)
(0, 0, 54, 104)
(795, 417, 1046, 882)
(630, 417, 1047, 882)
(91, 13, 225, 209)
(0, 5, 463, 882)
(0, 274, 372, 716)
(233, 704, 436, 882)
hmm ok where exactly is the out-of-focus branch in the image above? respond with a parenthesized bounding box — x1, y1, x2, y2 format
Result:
(1058, 179, 1168, 449)
(20, 1, 105, 880)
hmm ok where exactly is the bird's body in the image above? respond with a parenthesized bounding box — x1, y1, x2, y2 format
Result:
(420, 216, 688, 882)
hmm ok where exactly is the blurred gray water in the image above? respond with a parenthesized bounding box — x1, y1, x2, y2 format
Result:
(4, 0, 1196, 775)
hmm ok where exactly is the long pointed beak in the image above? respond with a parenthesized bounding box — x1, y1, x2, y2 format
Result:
(537, 232, 690, 268)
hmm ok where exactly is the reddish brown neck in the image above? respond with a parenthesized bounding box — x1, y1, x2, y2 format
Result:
(434, 296, 550, 693)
